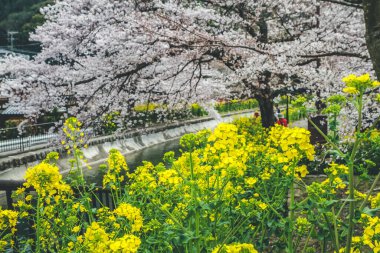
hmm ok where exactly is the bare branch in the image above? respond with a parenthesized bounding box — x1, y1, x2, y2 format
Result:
(319, 0, 363, 8)
(300, 51, 369, 60)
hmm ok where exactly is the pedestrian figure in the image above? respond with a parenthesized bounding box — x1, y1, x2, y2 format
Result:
(276, 113, 288, 127)
(274, 104, 281, 120)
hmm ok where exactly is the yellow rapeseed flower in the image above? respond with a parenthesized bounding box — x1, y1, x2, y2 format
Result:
(342, 74, 357, 83)
(212, 243, 258, 253)
(0, 209, 18, 233)
(357, 73, 370, 83)
(72, 226, 80, 233)
(343, 87, 359, 95)
(370, 192, 380, 208)
(371, 80, 380, 88)
(24, 163, 62, 195)
(113, 203, 143, 232)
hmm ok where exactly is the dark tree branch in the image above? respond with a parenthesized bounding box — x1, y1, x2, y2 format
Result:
(300, 51, 369, 60)
(74, 77, 97, 86)
(319, 0, 363, 8)
(297, 58, 321, 66)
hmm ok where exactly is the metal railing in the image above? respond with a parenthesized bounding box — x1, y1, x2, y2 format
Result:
(0, 122, 57, 153)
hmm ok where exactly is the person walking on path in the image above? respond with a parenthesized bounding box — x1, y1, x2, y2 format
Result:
(274, 104, 281, 121)
(276, 113, 288, 127)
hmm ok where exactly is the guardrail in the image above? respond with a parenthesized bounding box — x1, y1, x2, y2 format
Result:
(0, 122, 57, 153)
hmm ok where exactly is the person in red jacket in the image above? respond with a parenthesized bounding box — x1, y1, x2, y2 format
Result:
(276, 113, 288, 127)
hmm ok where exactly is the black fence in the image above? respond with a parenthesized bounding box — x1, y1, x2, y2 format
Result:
(0, 122, 57, 153)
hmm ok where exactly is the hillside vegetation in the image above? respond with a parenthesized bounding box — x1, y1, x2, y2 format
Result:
(0, 0, 51, 51)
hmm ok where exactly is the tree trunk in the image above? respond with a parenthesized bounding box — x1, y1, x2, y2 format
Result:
(364, 0, 380, 80)
(256, 95, 275, 128)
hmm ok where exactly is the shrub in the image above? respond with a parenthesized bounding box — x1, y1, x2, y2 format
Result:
(215, 99, 258, 113)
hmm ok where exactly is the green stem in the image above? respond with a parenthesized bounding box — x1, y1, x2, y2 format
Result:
(332, 207, 340, 251)
(302, 225, 314, 253)
(36, 197, 41, 253)
(337, 198, 349, 217)
(189, 151, 200, 253)
(287, 165, 296, 253)
(322, 237, 327, 253)
(259, 224, 267, 249)
(253, 186, 286, 223)
(307, 117, 345, 158)
(334, 115, 338, 142)
(161, 208, 185, 229)
(323, 213, 338, 253)
(359, 171, 380, 211)
(75, 150, 94, 223)
(217, 216, 250, 253)
(294, 233, 302, 252)
(195, 211, 200, 253)
(346, 162, 355, 253)
(346, 93, 363, 253)
(256, 211, 270, 249)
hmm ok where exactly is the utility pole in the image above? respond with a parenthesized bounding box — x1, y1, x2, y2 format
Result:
(7, 31, 18, 50)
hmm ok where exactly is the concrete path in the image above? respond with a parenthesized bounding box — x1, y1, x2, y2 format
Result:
(290, 119, 308, 129)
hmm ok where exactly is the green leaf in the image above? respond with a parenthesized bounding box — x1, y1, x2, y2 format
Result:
(362, 206, 380, 216)
(324, 199, 339, 207)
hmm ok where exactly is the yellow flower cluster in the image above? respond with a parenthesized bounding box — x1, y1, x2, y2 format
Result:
(232, 117, 264, 142)
(324, 162, 349, 176)
(337, 244, 361, 253)
(109, 234, 141, 253)
(114, 203, 143, 233)
(103, 149, 129, 189)
(212, 243, 259, 253)
(128, 161, 158, 193)
(62, 117, 87, 154)
(342, 73, 380, 95)
(244, 177, 258, 187)
(102, 111, 121, 133)
(122, 118, 317, 251)
(362, 216, 380, 252)
(282, 165, 309, 179)
(82, 222, 110, 251)
(0, 209, 18, 252)
(158, 169, 183, 186)
(296, 217, 311, 233)
(370, 192, 380, 208)
(307, 163, 349, 199)
(0, 209, 18, 233)
(268, 125, 315, 163)
(82, 222, 141, 253)
(23, 162, 72, 197)
(134, 103, 158, 112)
(130, 123, 251, 202)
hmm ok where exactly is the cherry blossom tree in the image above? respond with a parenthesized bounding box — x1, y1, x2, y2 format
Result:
(0, 0, 374, 127)
(320, 0, 380, 79)
(362, 0, 380, 80)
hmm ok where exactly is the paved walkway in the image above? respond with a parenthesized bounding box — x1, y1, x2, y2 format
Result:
(290, 119, 308, 129)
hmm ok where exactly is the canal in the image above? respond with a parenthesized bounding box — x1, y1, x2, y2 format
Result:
(83, 137, 181, 184)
